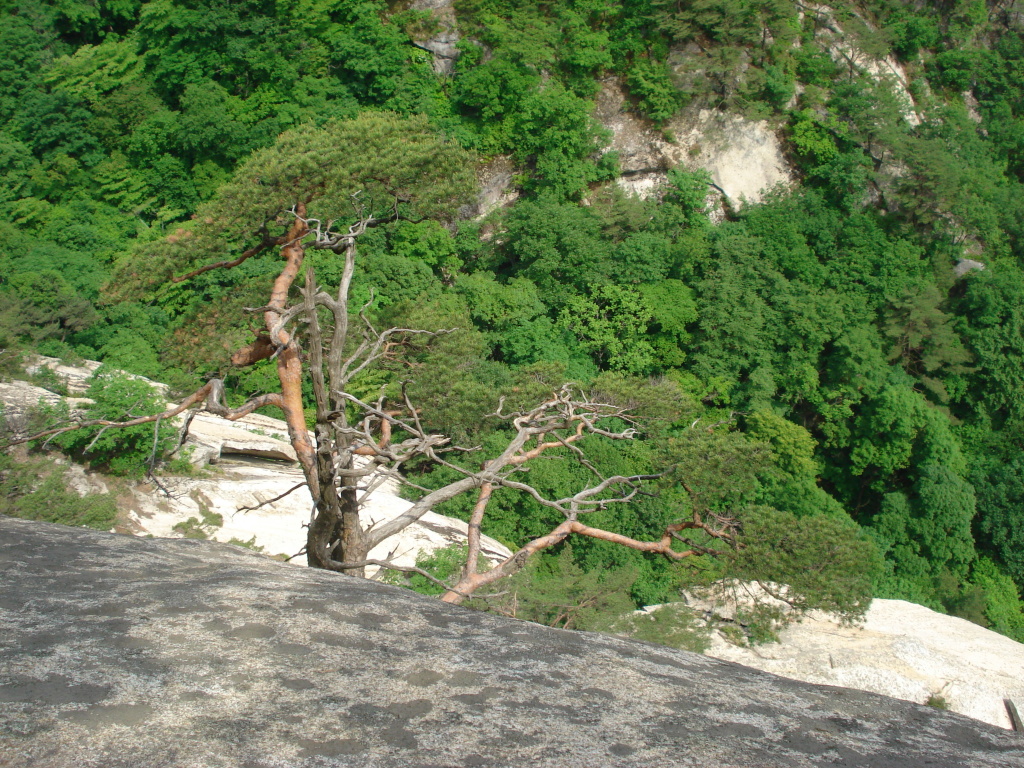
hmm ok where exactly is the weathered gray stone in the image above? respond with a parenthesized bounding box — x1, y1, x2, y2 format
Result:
(955, 258, 986, 277)
(186, 412, 298, 462)
(593, 81, 794, 209)
(410, 0, 461, 76)
(692, 594, 1024, 730)
(26, 355, 169, 397)
(0, 380, 62, 421)
(22, 355, 102, 394)
(473, 155, 519, 217)
(1, 518, 1021, 767)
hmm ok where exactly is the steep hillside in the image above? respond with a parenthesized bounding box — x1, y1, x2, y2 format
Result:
(4, 0, 1024, 643)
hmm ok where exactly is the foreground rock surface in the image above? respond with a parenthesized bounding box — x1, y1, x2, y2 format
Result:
(1, 519, 1021, 768)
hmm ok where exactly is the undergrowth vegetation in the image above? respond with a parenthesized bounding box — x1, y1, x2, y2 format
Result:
(0, 452, 117, 531)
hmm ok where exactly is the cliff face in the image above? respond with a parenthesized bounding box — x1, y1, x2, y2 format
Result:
(594, 80, 795, 210)
(1, 517, 1021, 768)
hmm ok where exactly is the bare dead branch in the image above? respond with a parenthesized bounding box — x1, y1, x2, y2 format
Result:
(172, 410, 198, 454)
(401, 383, 426, 437)
(146, 416, 163, 477)
(463, 482, 493, 581)
(7, 380, 286, 449)
(83, 425, 110, 454)
(236, 482, 309, 515)
(442, 516, 705, 605)
(365, 474, 482, 549)
(338, 327, 453, 386)
(494, 473, 660, 516)
(334, 392, 431, 444)
(146, 471, 178, 499)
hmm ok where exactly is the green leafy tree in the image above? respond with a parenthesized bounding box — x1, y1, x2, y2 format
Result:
(558, 284, 656, 374)
(625, 58, 685, 123)
(502, 193, 613, 305)
(960, 266, 1024, 422)
(637, 279, 697, 369)
(451, 53, 540, 151)
(971, 558, 1024, 641)
(51, 368, 175, 477)
(728, 506, 881, 619)
(847, 372, 931, 482)
(511, 84, 610, 198)
(2, 270, 96, 344)
(653, 0, 796, 48)
(488, 545, 640, 631)
(973, 456, 1024, 589)
(97, 329, 163, 380)
(454, 273, 582, 367)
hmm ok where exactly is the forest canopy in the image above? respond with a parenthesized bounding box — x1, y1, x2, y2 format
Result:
(3, 0, 1024, 642)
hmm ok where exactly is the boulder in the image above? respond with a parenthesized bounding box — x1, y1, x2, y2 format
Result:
(0, 359, 300, 465)
(1, 517, 1021, 768)
(184, 412, 297, 463)
(473, 155, 520, 218)
(21, 356, 101, 394)
(25, 356, 169, 397)
(956, 258, 986, 277)
(60, 459, 110, 497)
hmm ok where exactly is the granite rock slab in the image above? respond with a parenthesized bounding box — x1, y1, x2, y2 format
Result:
(1, 517, 1021, 768)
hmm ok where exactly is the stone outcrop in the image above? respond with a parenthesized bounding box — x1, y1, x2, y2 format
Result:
(23, 356, 102, 394)
(124, 457, 511, 570)
(591, 6, 930, 211)
(805, 3, 921, 126)
(410, 0, 460, 75)
(956, 258, 986, 277)
(1, 518, 1022, 768)
(0, 380, 63, 421)
(696, 597, 1024, 731)
(594, 81, 794, 210)
(182, 412, 298, 464)
(5, 359, 297, 466)
(473, 155, 520, 218)
(26, 356, 168, 397)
